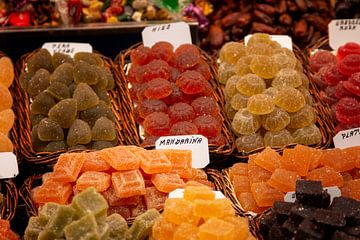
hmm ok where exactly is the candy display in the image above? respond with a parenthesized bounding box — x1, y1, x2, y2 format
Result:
(24, 187, 160, 240)
(310, 42, 360, 133)
(127, 41, 224, 146)
(229, 145, 360, 213)
(151, 185, 254, 240)
(219, 34, 321, 152)
(0, 219, 19, 240)
(19, 49, 117, 152)
(30, 146, 214, 220)
(258, 180, 360, 240)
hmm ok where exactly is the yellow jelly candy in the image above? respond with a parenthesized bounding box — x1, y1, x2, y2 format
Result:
(220, 42, 247, 64)
(274, 87, 305, 113)
(247, 94, 275, 115)
(250, 55, 278, 79)
(236, 74, 266, 96)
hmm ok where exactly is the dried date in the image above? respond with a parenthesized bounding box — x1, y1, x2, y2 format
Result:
(252, 22, 277, 34)
(255, 3, 276, 16)
(279, 13, 292, 26)
(221, 12, 242, 28)
(254, 10, 273, 25)
(209, 25, 224, 48)
(294, 18, 308, 37)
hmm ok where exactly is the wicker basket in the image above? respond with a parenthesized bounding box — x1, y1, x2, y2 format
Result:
(13, 49, 138, 165)
(116, 43, 235, 159)
(231, 43, 334, 160)
(1, 179, 18, 221)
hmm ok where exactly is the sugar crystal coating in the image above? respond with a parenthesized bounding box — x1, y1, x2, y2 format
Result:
(234, 55, 254, 76)
(48, 98, 77, 128)
(46, 81, 70, 101)
(288, 105, 315, 129)
(232, 109, 261, 135)
(74, 61, 99, 85)
(247, 94, 275, 115)
(220, 42, 247, 64)
(261, 107, 290, 131)
(272, 68, 303, 88)
(144, 78, 172, 99)
(236, 74, 266, 96)
(73, 83, 99, 111)
(236, 133, 264, 152)
(230, 93, 249, 111)
(193, 115, 221, 137)
(27, 49, 53, 73)
(274, 87, 305, 112)
(0, 57, 14, 88)
(168, 103, 195, 123)
(37, 118, 64, 141)
(264, 129, 294, 147)
(91, 117, 116, 141)
(74, 52, 104, 67)
(50, 62, 74, 85)
(30, 92, 56, 115)
(27, 69, 51, 97)
(143, 112, 170, 136)
(292, 124, 322, 145)
(250, 55, 278, 79)
(67, 119, 92, 146)
(225, 75, 241, 98)
(271, 53, 296, 70)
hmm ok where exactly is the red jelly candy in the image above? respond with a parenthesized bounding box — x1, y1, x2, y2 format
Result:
(141, 135, 160, 147)
(335, 97, 360, 124)
(130, 45, 152, 65)
(338, 54, 360, 76)
(208, 133, 226, 146)
(191, 96, 219, 116)
(151, 41, 174, 63)
(168, 102, 195, 123)
(193, 115, 221, 137)
(320, 85, 338, 105)
(313, 65, 332, 89)
(128, 64, 142, 83)
(142, 60, 171, 82)
(143, 112, 171, 136)
(337, 42, 360, 61)
(134, 106, 144, 124)
(134, 83, 146, 102)
(176, 70, 206, 95)
(163, 84, 191, 105)
(176, 52, 201, 71)
(144, 78, 173, 99)
(201, 80, 213, 97)
(344, 72, 360, 96)
(170, 68, 181, 82)
(310, 50, 336, 72)
(324, 65, 348, 86)
(335, 123, 359, 134)
(335, 81, 357, 99)
(175, 44, 200, 56)
(170, 121, 198, 135)
(139, 99, 168, 118)
(191, 60, 211, 81)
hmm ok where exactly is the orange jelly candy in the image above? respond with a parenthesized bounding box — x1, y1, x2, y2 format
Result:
(76, 171, 111, 192)
(254, 147, 281, 172)
(307, 166, 344, 187)
(267, 168, 300, 192)
(342, 179, 360, 201)
(138, 150, 172, 174)
(0, 83, 12, 112)
(103, 186, 141, 206)
(184, 185, 215, 201)
(100, 146, 140, 170)
(162, 149, 192, 178)
(0, 57, 14, 88)
(0, 132, 13, 152)
(233, 175, 251, 195)
(194, 199, 235, 219)
(223, 216, 250, 240)
(280, 145, 312, 176)
(308, 147, 323, 170)
(164, 198, 199, 225)
(144, 186, 168, 210)
(80, 151, 111, 172)
(247, 159, 272, 184)
(320, 148, 355, 172)
(152, 216, 177, 240)
(151, 173, 185, 193)
(112, 170, 145, 198)
(251, 182, 284, 207)
(229, 163, 248, 181)
(198, 217, 235, 240)
(32, 181, 72, 204)
(0, 109, 14, 134)
(173, 223, 198, 240)
(343, 146, 360, 169)
(237, 192, 266, 213)
(53, 152, 86, 182)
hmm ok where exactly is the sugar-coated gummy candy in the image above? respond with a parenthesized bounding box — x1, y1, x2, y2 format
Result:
(27, 49, 53, 73)
(247, 42, 274, 56)
(125, 209, 160, 240)
(142, 60, 171, 82)
(273, 47, 296, 58)
(168, 103, 195, 124)
(74, 61, 99, 85)
(94, 88, 111, 105)
(37, 118, 64, 141)
(288, 105, 315, 129)
(193, 115, 221, 138)
(175, 44, 200, 56)
(310, 50, 336, 72)
(19, 71, 33, 91)
(263, 87, 279, 98)
(46, 82, 70, 101)
(274, 87, 305, 112)
(175, 50, 201, 72)
(219, 42, 247, 64)
(230, 93, 248, 111)
(338, 54, 360, 76)
(0, 132, 13, 152)
(163, 84, 192, 105)
(80, 100, 113, 126)
(63, 213, 99, 240)
(247, 94, 275, 115)
(234, 55, 254, 76)
(93, 66, 109, 90)
(170, 121, 198, 135)
(232, 108, 261, 135)
(208, 133, 226, 146)
(138, 99, 167, 119)
(51, 52, 74, 69)
(48, 98, 77, 128)
(144, 78, 172, 99)
(67, 119, 92, 146)
(31, 124, 45, 148)
(131, 45, 152, 65)
(0, 109, 14, 134)
(191, 96, 218, 116)
(29, 92, 55, 116)
(0, 57, 14, 88)
(337, 42, 360, 61)
(50, 62, 74, 86)
(104, 69, 115, 91)
(91, 117, 116, 141)
(106, 213, 128, 239)
(27, 69, 51, 97)
(143, 112, 170, 136)
(271, 53, 296, 70)
(261, 107, 290, 131)
(74, 52, 104, 67)
(323, 65, 348, 86)
(236, 73, 266, 96)
(73, 83, 99, 111)
(335, 97, 360, 124)
(218, 62, 236, 84)
(43, 141, 67, 152)
(236, 133, 264, 152)
(272, 68, 302, 88)
(192, 59, 211, 81)
(151, 41, 174, 63)
(297, 86, 314, 105)
(250, 55, 278, 79)
(225, 102, 237, 120)
(176, 70, 206, 95)
(343, 72, 360, 96)
(292, 124, 322, 145)
(225, 75, 241, 98)
(264, 129, 294, 147)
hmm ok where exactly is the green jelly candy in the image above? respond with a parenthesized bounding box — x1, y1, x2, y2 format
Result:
(105, 70, 114, 91)
(31, 92, 56, 115)
(43, 141, 67, 152)
(50, 62, 74, 85)
(98, 222, 110, 240)
(31, 124, 46, 149)
(19, 71, 33, 91)
(93, 67, 109, 90)
(46, 82, 71, 101)
(73, 83, 99, 111)
(67, 119, 92, 146)
(71, 187, 108, 219)
(91, 117, 116, 141)
(46, 205, 75, 237)
(48, 98, 78, 128)
(30, 114, 46, 125)
(80, 101, 113, 126)
(38, 229, 58, 240)
(64, 213, 100, 240)
(52, 53, 74, 69)
(27, 69, 51, 97)
(39, 202, 60, 223)
(94, 89, 111, 105)
(107, 214, 128, 240)
(126, 209, 160, 240)
(74, 52, 104, 67)
(27, 48, 54, 73)
(74, 61, 99, 85)
(24, 217, 47, 240)
(37, 118, 64, 141)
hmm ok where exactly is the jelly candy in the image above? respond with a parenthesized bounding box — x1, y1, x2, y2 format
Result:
(144, 78, 172, 99)
(236, 74, 266, 96)
(151, 173, 185, 193)
(103, 186, 141, 207)
(233, 175, 250, 195)
(247, 33, 272, 46)
(151, 41, 174, 63)
(267, 168, 300, 192)
(320, 148, 355, 172)
(208, 133, 226, 146)
(142, 60, 171, 82)
(234, 55, 254, 76)
(107, 214, 128, 239)
(173, 223, 198, 240)
(237, 192, 264, 213)
(0, 57, 14, 88)
(198, 218, 235, 240)
(323, 65, 348, 86)
(24, 216, 47, 240)
(251, 182, 284, 207)
(281, 145, 312, 176)
(247, 42, 274, 56)
(0, 109, 14, 134)
(184, 186, 215, 201)
(219, 42, 247, 64)
(235, 133, 264, 152)
(162, 149, 192, 178)
(232, 109, 261, 135)
(338, 54, 360, 76)
(335, 97, 360, 124)
(53, 152, 86, 182)
(274, 87, 305, 112)
(80, 151, 111, 172)
(192, 59, 211, 81)
(74, 52, 104, 67)
(37, 118, 64, 141)
(43, 141, 67, 152)
(176, 70, 206, 95)
(230, 93, 248, 110)
(76, 171, 111, 192)
(46, 82, 70, 100)
(193, 115, 221, 137)
(261, 107, 290, 131)
(225, 102, 237, 120)
(219, 62, 237, 84)
(292, 124, 322, 145)
(306, 166, 344, 187)
(143, 112, 170, 136)
(51, 52, 74, 69)
(225, 75, 241, 98)
(45, 205, 75, 237)
(271, 53, 296, 70)
(191, 96, 218, 116)
(0, 132, 13, 152)
(126, 209, 160, 240)
(337, 42, 360, 61)
(50, 63, 74, 86)
(27, 69, 50, 97)
(320, 86, 338, 105)
(27, 49, 53, 73)
(343, 72, 360, 96)
(288, 105, 315, 129)
(93, 66, 109, 90)
(112, 170, 145, 198)
(48, 98, 77, 128)
(137, 150, 172, 174)
(80, 101, 113, 126)
(72, 187, 108, 219)
(91, 117, 116, 141)
(32, 181, 72, 204)
(144, 186, 167, 210)
(30, 92, 55, 116)
(272, 68, 302, 88)
(247, 157, 273, 183)
(310, 50, 336, 72)
(297, 86, 314, 105)
(18, 71, 33, 91)
(163, 84, 190, 105)
(247, 94, 275, 115)
(254, 147, 281, 172)
(264, 129, 294, 147)
(91, 141, 115, 150)
(170, 121, 198, 135)
(168, 102, 195, 123)
(131, 45, 152, 65)
(64, 213, 99, 240)
(73, 61, 99, 85)
(250, 55, 278, 79)
(31, 124, 46, 150)
(73, 83, 99, 111)
(152, 216, 177, 240)
(67, 119, 92, 146)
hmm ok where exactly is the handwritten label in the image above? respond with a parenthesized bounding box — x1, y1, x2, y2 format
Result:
(42, 42, 92, 57)
(284, 186, 341, 203)
(0, 153, 19, 179)
(244, 34, 293, 50)
(155, 135, 209, 168)
(142, 21, 192, 49)
(329, 19, 360, 50)
(333, 127, 360, 149)
(169, 188, 226, 199)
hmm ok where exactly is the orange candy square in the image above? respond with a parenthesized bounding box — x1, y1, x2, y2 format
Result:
(320, 148, 355, 172)
(254, 147, 281, 172)
(102, 186, 142, 206)
(233, 175, 251, 195)
(112, 170, 145, 198)
(138, 150, 172, 174)
(247, 159, 272, 184)
(76, 171, 111, 192)
(267, 168, 300, 193)
(151, 173, 185, 193)
(32, 181, 72, 204)
(229, 163, 248, 181)
(53, 152, 86, 182)
(100, 146, 140, 171)
(80, 152, 111, 172)
(307, 166, 344, 187)
(162, 149, 193, 178)
(237, 192, 266, 213)
(280, 145, 312, 176)
(251, 182, 284, 207)
(144, 186, 168, 210)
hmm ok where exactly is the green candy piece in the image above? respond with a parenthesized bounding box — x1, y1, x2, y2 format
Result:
(106, 214, 128, 240)
(38, 202, 60, 223)
(64, 213, 100, 240)
(125, 209, 160, 240)
(37, 229, 58, 240)
(24, 217, 47, 240)
(98, 222, 110, 240)
(46, 205, 75, 237)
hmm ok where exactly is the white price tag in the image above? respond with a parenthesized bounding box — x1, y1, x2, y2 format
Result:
(42, 42, 92, 57)
(333, 127, 360, 149)
(329, 19, 360, 50)
(0, 152, 19, 179)
(155, 135, 209, 168)
(142, 22, 192, 49)
(169, 188, 226, 199)
(284, 186, 341, 203)
(244, 34, 293, 50)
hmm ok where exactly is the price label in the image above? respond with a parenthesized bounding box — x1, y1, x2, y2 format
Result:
(169, 188, 226, 199)
(42, 42, 92, 57)
(244, 34, 293, 50)
(284, 186, 341, 203)
(328, 19, 360, 50)
(155, 135, 209, 168)
(333, 127, 360, 149)
(0, 153, 19, 179)
(142, 21, 192, 49)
